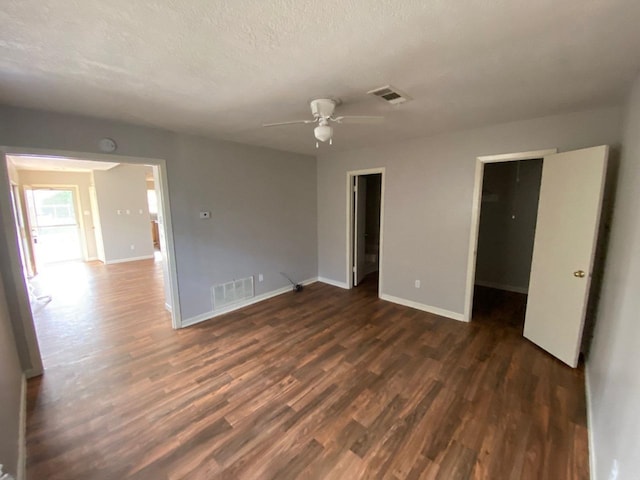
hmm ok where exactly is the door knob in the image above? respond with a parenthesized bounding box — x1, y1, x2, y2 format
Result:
(573, 270, 586, 278)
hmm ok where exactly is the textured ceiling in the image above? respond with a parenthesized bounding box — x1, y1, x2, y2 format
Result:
(2, 0, 640, 155)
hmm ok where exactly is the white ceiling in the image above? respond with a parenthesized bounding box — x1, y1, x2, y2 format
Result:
(8, 155, 119, 172)
(1, 1, 639, 155)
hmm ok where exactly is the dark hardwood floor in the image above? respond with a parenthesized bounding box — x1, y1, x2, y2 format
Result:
(26, 261, 589, 479)
(472, 285, 528, 332)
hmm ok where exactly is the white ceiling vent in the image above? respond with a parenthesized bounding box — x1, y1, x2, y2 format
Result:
(367, 85, 412, 105)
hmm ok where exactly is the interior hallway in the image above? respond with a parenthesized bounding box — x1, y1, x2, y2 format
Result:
(26, 260, 588, 479)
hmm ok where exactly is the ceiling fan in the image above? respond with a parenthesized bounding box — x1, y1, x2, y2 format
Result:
(263, 98, 384, 148)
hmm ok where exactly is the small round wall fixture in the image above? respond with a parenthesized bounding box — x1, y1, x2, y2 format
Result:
(98, 137, 117, 153)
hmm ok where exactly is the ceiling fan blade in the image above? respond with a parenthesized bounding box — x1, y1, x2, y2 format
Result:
(332, 115, 384, 124)
(262, 119, 316, 127)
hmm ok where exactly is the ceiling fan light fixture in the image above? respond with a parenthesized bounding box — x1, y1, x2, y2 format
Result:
(263, 97, 383, 147)
(314, 124, 333, 142)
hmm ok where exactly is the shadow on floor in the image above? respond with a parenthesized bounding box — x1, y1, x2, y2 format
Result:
(472, 285, 527, 333)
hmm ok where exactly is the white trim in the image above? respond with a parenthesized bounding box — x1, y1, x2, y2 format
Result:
(181, 277, 318, 328)
(380, 293, 465, 322)
(165, 303, 172, 312)
(85, 256, 99, 262)
(318, 276, 349, 289)
(463, 148, 557, 322)
(17, 374, 26, 480)
(104, 254, 155, 265)
(585, 362, 597, 480)
(153, 162, 182, 330)
(474, 280, 528, 294)
(345, 168, 386, 295)
(477, 149, 558, 163)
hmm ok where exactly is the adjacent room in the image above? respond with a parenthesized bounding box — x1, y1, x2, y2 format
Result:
(471, 159, 543, 330)
(1, 1, 639, 479)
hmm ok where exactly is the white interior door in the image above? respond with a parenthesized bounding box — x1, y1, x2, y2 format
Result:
(524, 146, 608, 367)
(353, 176, 367, 286)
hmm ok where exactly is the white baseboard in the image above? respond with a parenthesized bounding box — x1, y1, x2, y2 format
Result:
(317, 277, 349, 289)
(17, 375, 26, 480)
(474, 280, 528, 294)
(105, 254, 155, 265)
(379, 293, 465, 322)
(165, 303, 172, 313)
(181, 277, 318, 328)
(585, 363, 597, 480)
(85, 257, 99, 262)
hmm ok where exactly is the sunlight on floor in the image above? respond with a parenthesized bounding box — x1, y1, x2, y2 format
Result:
(30, 261, 93, 306)
(27, 257, 169, 369)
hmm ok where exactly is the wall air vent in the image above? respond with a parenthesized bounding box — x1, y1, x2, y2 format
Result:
(367, 85, 412, 105)
(212, 276, 254, 310)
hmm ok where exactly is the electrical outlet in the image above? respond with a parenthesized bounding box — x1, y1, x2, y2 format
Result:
(258, 274, 264, 282)
(130, 244, 135, 250)
(415, 280, 421, 288)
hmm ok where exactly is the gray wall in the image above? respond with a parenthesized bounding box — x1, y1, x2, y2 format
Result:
(17, 169, 99, 260)
(318, 106, 623, 315)
(475, 160, 542, 292)
(170, 135, 317, 319)
(93, 164, 154, 263)
(0, 105, 317, 367)
(0, 259, 23, 478)
(586, 75, 640, 480)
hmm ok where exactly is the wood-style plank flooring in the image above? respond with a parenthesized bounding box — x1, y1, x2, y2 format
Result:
(26, 260, 589, 479)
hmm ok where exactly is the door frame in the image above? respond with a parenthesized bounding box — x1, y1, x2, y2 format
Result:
(9, 181, 36, 277)
(463, 149, 557, 322)
(345, 167, 386, 295)
(1, 146, 183, 375)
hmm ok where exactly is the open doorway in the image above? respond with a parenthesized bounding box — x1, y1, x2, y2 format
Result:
(145, 167, 161, 253)
(471, 159, 543, 331)
(464, 147, 609, 368)
(347, 168, 385, 294)
(2, 151, 181, 338)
